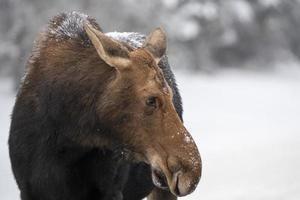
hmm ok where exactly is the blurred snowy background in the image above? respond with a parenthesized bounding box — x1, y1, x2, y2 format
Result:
(1, 0, 300, 199)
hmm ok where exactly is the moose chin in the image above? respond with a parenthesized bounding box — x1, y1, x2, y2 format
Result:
(9, 11, 201, 200)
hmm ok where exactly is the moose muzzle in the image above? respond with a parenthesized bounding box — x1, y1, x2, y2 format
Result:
(146, 127, 202, 197)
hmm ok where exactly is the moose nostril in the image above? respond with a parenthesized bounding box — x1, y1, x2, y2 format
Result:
(151, 168, 168, 189)
(173, 171, 182, 196)
(174, 177, 179, 196)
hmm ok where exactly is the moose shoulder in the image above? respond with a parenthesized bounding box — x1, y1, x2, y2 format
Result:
(8, 11, 201, 200)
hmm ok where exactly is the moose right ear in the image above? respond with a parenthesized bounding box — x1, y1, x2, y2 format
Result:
(84, 22, 131, 69)
(143, 27, 167, 64)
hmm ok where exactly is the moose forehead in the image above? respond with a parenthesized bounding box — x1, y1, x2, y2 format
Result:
(129, 49, 156, 67)
(128, 49, 169, 93)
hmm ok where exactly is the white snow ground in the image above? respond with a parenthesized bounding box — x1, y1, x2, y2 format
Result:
(1, 70, 300, 200)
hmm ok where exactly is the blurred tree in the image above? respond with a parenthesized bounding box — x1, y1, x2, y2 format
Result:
(279, 0, 300, 59)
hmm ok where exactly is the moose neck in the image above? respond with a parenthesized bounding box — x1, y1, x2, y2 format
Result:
(23, 38, 123, 151)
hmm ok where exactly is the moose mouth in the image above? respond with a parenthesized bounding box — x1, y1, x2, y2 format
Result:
(151, 168, 169, 190)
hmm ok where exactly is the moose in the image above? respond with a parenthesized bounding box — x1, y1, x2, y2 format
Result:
(9, 11, 201, 200)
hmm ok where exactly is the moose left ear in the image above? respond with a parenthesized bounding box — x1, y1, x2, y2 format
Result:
(143, 27, 167, 63)
(84, 22, 131, 70)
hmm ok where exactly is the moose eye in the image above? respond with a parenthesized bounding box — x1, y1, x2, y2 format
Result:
(146, 96, 158, 108)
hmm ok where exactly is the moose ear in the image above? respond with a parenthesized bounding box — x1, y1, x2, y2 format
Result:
(144, 27, 167, 63)
(84, 22, 130, 69)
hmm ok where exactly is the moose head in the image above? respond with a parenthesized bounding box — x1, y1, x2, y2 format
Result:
(84, 23, 202, 197)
